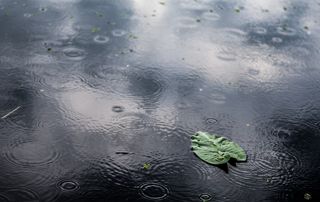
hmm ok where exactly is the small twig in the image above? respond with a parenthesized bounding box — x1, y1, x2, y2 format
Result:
(1, 106, 21, 119)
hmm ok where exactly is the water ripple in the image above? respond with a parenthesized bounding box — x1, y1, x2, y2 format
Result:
(63, 47, 87, 61)
(175, 17, 199, 29)
(139, 183, 169, 200)
(202, 11, 220, 21)
(223, 149, 302, 191)
(111, 29, 127, 37)
(3, 138, 60, 167)
(0, 188, 40, 202)
(276, 26, 297, 36)
(83, 65, 168, 106)
(93, 35, 110, 44)
(57, 180, 80, 192)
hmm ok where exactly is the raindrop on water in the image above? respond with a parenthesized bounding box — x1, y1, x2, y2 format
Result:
(39, 7, 47, 12)
(176, 17, 199, 29)
(271, 37, 283, 43)
(206, 118, 218, 124)
(63, 47, 87, 61)
(57, 180, 80, 191)
(253, 26, 267, 35)
(276, 26, 296, 36)
(111, 29, 127, 37)
(112, 106, 124, 113)
(200, 193, 213, 201)
(202, 12, 220, 21)
(248, 68, 260, 76)
(93, 35, 110, 44)
(139, 183, 169, 200)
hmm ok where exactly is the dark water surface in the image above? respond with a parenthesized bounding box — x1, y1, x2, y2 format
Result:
(0, 0, 320, 201)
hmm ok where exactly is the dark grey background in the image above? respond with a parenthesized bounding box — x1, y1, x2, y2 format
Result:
(0, 0, 319, 201)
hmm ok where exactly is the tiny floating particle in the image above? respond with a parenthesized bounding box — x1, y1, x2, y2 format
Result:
(128, 34, 138, 39)
(95, 11, 103, 17)
(304, 193, 312, 200)
(143, 163, 151, 170)
(91, 27, 100, 33)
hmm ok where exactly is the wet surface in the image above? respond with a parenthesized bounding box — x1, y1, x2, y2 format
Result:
(0, 0, 320, 201)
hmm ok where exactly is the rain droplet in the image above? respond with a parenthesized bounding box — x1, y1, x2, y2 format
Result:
(200, 193, 213, 201)
(139, 183, 169, 200)
(206, 118, 218, 124)
(39, 7, 47, 12)
(63, 47, 87, 61)
(248, 68, 260, 76)
(93, 35, 110, 44)
(112, 29, 127, 37)
(253, 26, 267, 35)
(57, 180, 80, 191)
(112, 106, 124, 113)
(202, 12, 220, 21)
(271, 37, 283, 43)
(176, 17, 199, 29)
(277, 26, 296, 36)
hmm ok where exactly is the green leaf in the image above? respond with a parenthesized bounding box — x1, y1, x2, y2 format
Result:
(143, 163, 151, 170)
(91, 27, 100, 33)
(191, 131, 246, 165)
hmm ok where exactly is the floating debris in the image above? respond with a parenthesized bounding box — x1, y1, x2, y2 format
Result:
(304, 193, 312, 200)
(143, 163, 151, 170)
(91, 27, 100, 33)
(1, 106, 21, 119)
(95, 11, 103, 17)
(128, 33, 138, 39)
(191, 131, 246, 165)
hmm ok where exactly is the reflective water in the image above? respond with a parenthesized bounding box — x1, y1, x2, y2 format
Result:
(0, 0, 319, 201)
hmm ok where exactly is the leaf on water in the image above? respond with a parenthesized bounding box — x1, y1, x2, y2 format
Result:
(91, 27, 100, 33)
(191, 131, 246, 165)
(143, 163, 151, 170)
